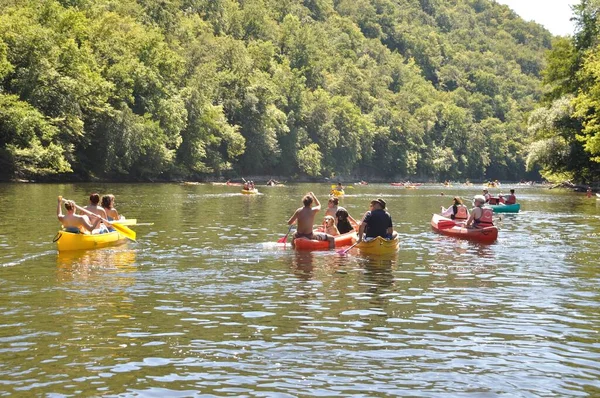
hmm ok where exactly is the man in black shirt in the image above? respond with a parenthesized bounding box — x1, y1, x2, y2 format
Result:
(357, 198, 397, 242)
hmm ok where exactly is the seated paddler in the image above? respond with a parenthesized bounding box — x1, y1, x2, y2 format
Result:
(287, 192, 335, 249)
(441, 196, 469, 221)
(57, 196, 102, 234)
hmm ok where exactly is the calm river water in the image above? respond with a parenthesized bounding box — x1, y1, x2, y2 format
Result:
(0, 182, 599, 397)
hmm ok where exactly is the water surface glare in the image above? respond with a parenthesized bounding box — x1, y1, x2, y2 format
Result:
(0, 183, 599, 396)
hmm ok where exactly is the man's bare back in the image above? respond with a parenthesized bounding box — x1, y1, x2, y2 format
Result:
(288, 192, 321, 234)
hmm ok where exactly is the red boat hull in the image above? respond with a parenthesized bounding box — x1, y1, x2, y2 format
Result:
(431, 214, 498, 243)
(293, 228, 357, 250)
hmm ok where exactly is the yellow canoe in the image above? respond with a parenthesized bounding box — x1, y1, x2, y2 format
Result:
(54, 230, 128, 252)
(356, 236, 399, 255)
(331, 190, 344, 197)
(241, 189, 259, 194)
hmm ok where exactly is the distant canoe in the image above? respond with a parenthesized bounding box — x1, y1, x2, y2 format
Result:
(241, 189, 259, 194)
(488, 203, 520, 213)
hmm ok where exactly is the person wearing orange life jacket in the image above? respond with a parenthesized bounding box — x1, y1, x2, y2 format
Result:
(503, 189, 517, 205)
(482, 189, 492, 203)
(441, 196, 469, 221)
(466, 195, 494, 228)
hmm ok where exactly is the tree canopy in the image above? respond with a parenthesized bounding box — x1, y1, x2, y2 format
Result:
(526, 0, 600, 183)
(0, 0, 553, 181)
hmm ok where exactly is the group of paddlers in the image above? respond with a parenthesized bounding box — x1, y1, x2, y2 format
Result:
(57, 193, 121, 234)
(441, 189, 518, 228)
(287, 192, 397, 249)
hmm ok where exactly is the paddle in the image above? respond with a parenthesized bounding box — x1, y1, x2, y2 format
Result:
(337, 240, 360, 255)
(277, 225, 293, 243)
(63, 198, 136, 241)
(114, 221, 155, 226)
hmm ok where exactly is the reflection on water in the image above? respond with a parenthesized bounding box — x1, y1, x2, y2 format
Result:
(0, 183, 599, 396)
(56, 247, 137, 276)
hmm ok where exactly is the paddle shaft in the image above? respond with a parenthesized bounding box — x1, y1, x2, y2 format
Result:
(339, 240, 360, 255)
(278, 225, 293, 243)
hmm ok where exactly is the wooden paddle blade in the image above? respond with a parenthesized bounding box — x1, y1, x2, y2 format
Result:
(112, 222, 136, 241)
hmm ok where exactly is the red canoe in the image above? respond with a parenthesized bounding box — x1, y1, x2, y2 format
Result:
(431, 214, 498, 243)
(293, 227, 357, 251)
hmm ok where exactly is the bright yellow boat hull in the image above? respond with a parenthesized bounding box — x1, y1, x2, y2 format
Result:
(55, 231, 128, 252)
(356, 236, 399, 255)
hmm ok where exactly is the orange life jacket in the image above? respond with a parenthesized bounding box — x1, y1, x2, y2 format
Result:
(454, 205, 468, 220)
(474, 207, 494, 227)
(505, 194, 516, 205)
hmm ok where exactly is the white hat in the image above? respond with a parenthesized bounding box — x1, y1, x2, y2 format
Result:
(473, 195, 486, 203)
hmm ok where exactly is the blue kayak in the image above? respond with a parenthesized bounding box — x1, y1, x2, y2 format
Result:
(488, 203, 520, 213)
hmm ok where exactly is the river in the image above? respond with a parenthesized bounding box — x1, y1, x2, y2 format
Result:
(0, 182, 599, 396)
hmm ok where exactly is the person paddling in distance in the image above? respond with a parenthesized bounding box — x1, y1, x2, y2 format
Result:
(466, 195, 494, 229)
(57, 196, 102, 234)
(287, 192, 335, 249)
(357, 198, 397, 243)
(482, 188, 492, 203)
(503, 189, 517, 205)
(441, 196, 469, 222)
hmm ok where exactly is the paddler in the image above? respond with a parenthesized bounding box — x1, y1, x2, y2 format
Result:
(441, 196, 469, 221)
(287, 192, 335, 249)
(466, 195, 494, 229)
(57, 196, 102, 234)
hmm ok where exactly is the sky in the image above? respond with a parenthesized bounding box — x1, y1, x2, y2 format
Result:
(494, 0, 580, 36)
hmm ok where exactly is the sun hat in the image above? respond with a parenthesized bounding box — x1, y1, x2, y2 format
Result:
(473, 195, 486, 203)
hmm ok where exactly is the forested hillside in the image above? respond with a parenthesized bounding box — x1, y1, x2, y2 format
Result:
(527, 0, 600, 184)
(0, 0, 552, 181)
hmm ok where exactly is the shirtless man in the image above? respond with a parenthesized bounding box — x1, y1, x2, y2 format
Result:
(57, 196, 102, 234)
(83, 193, 108, 220)
(287, 192, 335, 249)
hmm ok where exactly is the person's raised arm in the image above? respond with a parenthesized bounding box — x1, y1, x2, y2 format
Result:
(310, 192, 321, 210)
(57, 196, 64, 220)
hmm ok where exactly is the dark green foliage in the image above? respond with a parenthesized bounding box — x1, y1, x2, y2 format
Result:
(527, 0, 600, 182)
(0, 0, 553, 180)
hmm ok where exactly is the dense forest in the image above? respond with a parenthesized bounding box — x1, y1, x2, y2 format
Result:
(0, 0, 556, 181)
(526, 0, 600, 184)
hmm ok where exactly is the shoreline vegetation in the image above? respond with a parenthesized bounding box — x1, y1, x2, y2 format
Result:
(1, 0, 598, 185)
